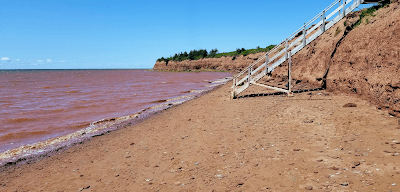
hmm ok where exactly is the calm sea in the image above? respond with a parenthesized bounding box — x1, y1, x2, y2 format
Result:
(0, 69, 231, 164)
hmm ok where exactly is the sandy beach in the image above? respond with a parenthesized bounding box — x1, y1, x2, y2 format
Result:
(1, 82, 400, 191)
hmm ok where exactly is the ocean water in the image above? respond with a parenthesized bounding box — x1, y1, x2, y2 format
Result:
(0, 69, 231, 164)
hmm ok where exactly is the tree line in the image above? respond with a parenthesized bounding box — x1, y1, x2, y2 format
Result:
(157, 45, 275, 64)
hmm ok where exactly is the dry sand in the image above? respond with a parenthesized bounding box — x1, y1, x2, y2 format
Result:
(1, 82, 400, 191)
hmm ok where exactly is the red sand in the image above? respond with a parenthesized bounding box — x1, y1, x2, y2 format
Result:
(1, 83, 399, 191)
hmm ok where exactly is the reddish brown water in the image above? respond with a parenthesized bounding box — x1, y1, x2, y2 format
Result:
(0, 70, 231, 159)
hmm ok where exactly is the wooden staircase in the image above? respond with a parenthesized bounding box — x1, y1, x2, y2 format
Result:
(231, 0, 379, 98)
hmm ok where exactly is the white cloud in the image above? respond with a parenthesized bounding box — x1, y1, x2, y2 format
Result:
(1, 57, 10, 61)
(46, 59, 52, 63)
(60, 60, 66, 63)
(37, 60, 44, 63)
(16, 59, 21, 61)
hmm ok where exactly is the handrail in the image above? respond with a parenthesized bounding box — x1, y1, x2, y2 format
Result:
(234, 1, 342, 79)
(232, 0, 362, 97)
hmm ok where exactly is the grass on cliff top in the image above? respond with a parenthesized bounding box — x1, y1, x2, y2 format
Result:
(353, 1, 391, 28)
(212, 45, 276, 58)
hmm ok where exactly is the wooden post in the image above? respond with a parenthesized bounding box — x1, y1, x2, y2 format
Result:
(248, 67, 252, 85)
(321, 10, 326, 32)
(288, 52, 293, 96)
(265, 53, 269, 75)
(303, 23, 306, 47)
(285, 39, 289, 60)
(342, 0, 346, 17)
(231, 78, 236, 99)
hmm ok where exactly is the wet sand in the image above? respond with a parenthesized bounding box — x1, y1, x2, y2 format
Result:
(1, 82, 400, 191)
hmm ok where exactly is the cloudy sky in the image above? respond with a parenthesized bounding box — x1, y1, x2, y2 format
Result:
(0, 0, 372, 69)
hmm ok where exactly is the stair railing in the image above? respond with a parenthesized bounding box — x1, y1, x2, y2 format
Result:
(232, 0, 363, 98)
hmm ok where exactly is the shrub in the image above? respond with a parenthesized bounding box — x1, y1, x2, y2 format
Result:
(335, 27, 342, 36)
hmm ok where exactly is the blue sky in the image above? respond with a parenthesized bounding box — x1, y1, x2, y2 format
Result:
(0, 0, 372, 69)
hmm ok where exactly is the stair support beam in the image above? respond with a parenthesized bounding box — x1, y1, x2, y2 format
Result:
(252, 82, 290, 93)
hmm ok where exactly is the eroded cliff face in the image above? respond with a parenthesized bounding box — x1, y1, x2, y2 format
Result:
(271, 1, 400, 116)
(153, 52, 266, 72)
(153, 1, 400, 116)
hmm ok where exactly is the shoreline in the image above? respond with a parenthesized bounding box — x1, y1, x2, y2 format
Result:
(1, 82, 400, 191)
(0, 76, 231, 168)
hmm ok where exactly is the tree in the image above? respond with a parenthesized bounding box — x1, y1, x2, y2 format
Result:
(188, 51, 195, 60)
(200, 49, 207, 58)
(236, 48, 241, 54)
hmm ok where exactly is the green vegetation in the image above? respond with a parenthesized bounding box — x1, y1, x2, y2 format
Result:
(157, 45, 275, 64)
(335, 27, 342, 36)
(354, 1, 390, 28)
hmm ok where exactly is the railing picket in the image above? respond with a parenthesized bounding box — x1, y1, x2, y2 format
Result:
(265, 53, 269, 75)
(343, 0, 346, 17)
(285, 39, 289, 60)
(288, 52, 292, 93)
(248, 67, 252, 85)
(303, 23, 306, 47)
(321, 10, 326, 32)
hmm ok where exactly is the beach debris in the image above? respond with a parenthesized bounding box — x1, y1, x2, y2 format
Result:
(341, 182, 349, 186)
(393, 153, 399, 156)
(316, 159, 323, 162)
(194, 162, 199, 165)
(393, 183, 396, 186)
(145, 179, 153, 182)
(352, 161, 361, 168)
(303, 120, 313, 123)
(80, 186, 90, 191)
(293, 149, 301, 151)
(174, 181, 181, 185)
(215, 174, 224, 178)
(304, 186, 313, 190)
(343, 103, 357, 107)
(220, 154, 225, 156)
